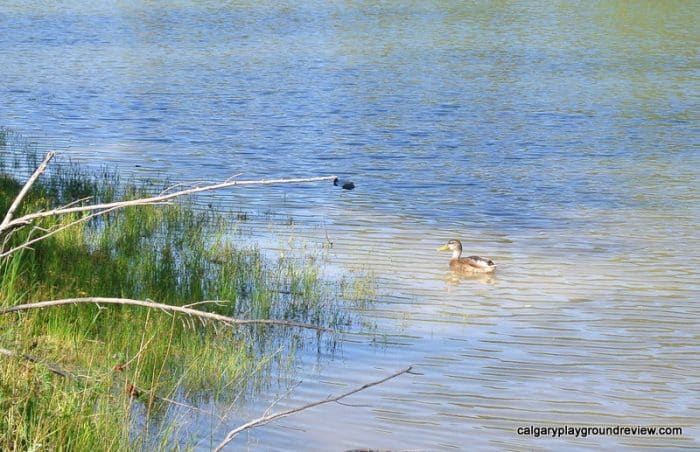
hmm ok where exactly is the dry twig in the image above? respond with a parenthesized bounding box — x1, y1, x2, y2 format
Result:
(2, 171, 337, 233)
(0, 205, 124, 258)
(0, 151, 337, 255)
(214, 366, 415, 451)
(0, 151, 55, 233)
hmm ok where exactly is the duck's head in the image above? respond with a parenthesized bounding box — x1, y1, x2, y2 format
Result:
(437, 239, 463, 258)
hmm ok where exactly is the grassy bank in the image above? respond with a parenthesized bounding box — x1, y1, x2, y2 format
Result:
(0, 129, 360, 450)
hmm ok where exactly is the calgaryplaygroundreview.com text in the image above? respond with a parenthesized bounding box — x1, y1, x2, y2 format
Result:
(517, 424, 684, 439)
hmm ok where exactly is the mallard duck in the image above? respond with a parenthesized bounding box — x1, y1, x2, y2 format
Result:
(437, 239, 496, 273)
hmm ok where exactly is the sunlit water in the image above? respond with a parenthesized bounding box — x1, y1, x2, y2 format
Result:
(2, 1, 699, 449)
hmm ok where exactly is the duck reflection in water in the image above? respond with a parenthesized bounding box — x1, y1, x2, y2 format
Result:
(445, 270, 498, 286)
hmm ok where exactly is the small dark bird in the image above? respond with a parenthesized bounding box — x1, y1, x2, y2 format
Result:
(333, 177, 355, 190)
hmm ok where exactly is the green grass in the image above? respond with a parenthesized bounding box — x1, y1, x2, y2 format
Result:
(0, 129, 366, 450)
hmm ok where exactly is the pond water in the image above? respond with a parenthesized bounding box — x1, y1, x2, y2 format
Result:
(2, 1, 699, 450)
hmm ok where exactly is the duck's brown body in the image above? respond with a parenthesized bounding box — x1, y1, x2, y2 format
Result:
(449, 255, 496, 273)
(438, 239, 497, 274)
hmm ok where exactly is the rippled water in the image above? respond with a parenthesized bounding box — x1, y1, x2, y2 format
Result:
(2, 1, 699, 449)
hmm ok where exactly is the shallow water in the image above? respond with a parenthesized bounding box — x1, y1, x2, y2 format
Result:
(2, 1, 699, 449)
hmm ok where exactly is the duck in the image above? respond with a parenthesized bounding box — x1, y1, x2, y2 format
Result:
(437, 239, 497, 273)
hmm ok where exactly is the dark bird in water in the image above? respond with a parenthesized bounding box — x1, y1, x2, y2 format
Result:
(334, 177, 355, 190)
(437, 239, 497, 273)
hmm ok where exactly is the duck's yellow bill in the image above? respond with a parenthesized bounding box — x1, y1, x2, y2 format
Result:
(437, 245, 449, 251)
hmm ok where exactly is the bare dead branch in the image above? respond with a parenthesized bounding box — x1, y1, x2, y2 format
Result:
(182, 300, 226, 309)
(159, 181, 212, 195)
(0, 205, 122, 258)
(1, 223, 25, 251)
(55, 195, 94, 211)
(0, 151, 55, 234)
(2, 174, 338, 233)
(0, 151, 336, 261)
(0, 297, 331, 332)
(224, 173, 243, 183)
(214, 366, 414, 451)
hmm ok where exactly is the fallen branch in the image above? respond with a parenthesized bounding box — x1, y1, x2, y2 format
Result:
(1, 195, 98, 251)
(0, 204, 127, 258)
(0, 151, 55, 233)
(2, 170, 337, 234)
(0, 297, 331, 332)
(214, 366, 415, 451)
(0, 150, 337, 256)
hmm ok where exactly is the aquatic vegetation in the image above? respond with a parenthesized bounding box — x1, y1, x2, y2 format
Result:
(0, 131, 368, 450)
